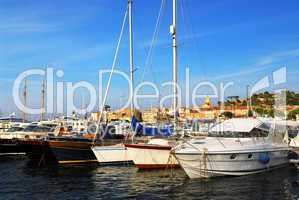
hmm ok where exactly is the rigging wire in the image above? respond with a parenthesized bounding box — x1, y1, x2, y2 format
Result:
(179, 0, 208, 79)
(139, 0, 166, 109)
(93, 5, 128, 144)
(140, 0, 166, 84)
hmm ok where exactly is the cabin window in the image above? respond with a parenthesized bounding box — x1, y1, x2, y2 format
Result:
(248, 153, 253, 159)
(248, 128, 268, 137)
(192, 141, 204, 145)
(230, 154, 237, 159)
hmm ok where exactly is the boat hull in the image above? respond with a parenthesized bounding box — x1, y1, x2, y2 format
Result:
(0, 139, 25, 155)
(17, 139, 56, 164)
(125, 144, 179, 169)
(290, 147, 299, 155)
(48, 140, 97, 164)
(174, 150, 289, 178)
(92, 145, 133, 165)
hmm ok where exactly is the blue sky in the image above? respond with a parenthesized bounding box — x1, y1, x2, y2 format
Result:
(0, 0, 299, 115)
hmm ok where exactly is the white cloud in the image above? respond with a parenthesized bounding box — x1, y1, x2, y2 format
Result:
(0, 19, 62, 33)
(0, 2, 100, 34)
(212, 49, 299, 80)
(256, 49, 299, 66)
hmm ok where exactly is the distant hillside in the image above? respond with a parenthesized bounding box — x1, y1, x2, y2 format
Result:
(251, 90, 299, 106)
(223, 90, 299, 119)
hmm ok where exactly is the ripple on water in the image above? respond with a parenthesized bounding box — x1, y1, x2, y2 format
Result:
(0, 156, 298, 200)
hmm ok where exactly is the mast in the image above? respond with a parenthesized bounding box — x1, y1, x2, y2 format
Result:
(128, 0, 134, 117)
(81, 92, 84, 119)
(246, 85, 249, 117)
(23, 78, 28, 122)
(170, 0, 178, 125)
(40, 79, 45, 121)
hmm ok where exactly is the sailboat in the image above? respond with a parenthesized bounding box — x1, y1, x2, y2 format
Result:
(173, 118, 290, 178)
(0, 79, 31, 154)
(124, 0, 181, 170)
(91, 0, 135, 165)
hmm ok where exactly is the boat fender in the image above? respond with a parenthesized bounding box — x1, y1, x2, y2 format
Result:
(258, 152, 270, 164)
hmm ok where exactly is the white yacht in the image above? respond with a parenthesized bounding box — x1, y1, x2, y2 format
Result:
(173, 118, 290, 178)
(0, 115, 29, 133)
(0, 124, 54, 140)
(0, 124, 55, 154)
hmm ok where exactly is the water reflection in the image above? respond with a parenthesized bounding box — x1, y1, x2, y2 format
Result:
(0, 156, 298, 200)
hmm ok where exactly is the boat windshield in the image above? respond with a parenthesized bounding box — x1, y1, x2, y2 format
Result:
(0, 118, 24, 123)
(208, 127, 269, 138)
(7, 127, 24, 132)
(41, 124, 57, 128)
(24, 125, 52, 132)
(208, 122, 270, 138)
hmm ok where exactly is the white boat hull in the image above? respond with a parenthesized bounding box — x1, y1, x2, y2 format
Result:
(174, 150, 289, 178)
(125, 144, 179, 169)
(92, 145, 132, 164)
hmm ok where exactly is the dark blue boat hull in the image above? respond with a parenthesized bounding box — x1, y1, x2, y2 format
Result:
(50, 147, 97, 164)
(48, 138, 97, 164)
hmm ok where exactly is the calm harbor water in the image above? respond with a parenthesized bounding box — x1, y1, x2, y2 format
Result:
(1, 155, 299, 200)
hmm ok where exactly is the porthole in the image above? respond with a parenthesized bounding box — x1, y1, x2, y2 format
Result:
(230, 154, 237, 159)
(248, 153, 253, 159)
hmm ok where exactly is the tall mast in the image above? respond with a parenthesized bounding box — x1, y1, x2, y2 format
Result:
(40, 79, 45, 121)
(128, 0, 134, 117)
(81, 92, 84, 119)
(171, 0, 178, 125)
(246, 85, 249, 117)
(23, 78, 28, 122)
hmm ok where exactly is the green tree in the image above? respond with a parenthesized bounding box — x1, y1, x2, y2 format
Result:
(221, 111, 234, 119)
(286, 91, 299, 105)
(248, 110, 253, 117)
(288, 109, 299, 120)
(217, 101, 222, 107)
(254, 107, 264, 116)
